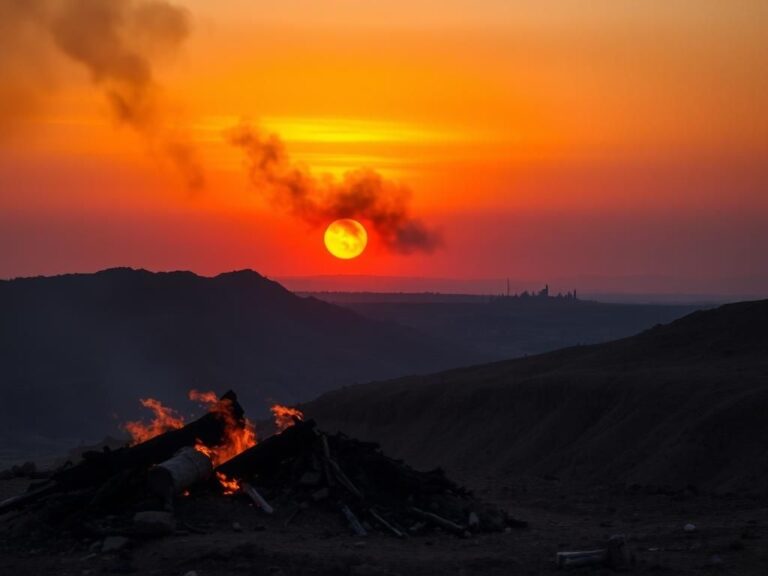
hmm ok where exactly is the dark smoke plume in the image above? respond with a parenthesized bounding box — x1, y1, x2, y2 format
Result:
(0, 0, 203, 190)
(228, 123, 441, 254)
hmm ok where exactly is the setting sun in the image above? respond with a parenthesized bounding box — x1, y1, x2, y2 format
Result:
(324, 219, 368, 260)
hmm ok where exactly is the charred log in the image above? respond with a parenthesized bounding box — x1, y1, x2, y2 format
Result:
(148, 447, 213, 498)
(54, 391, 243, 491)
(215, 419, 317, 479)
(241, 482, 274, 514)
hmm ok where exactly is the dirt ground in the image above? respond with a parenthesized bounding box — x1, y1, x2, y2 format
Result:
(1, 474, 766, 576)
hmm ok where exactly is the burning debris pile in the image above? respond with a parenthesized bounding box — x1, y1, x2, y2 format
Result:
(0, 390, 522, 544)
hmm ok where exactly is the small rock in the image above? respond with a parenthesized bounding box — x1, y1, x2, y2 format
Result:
(353, 540, 366, 548)
(183, 571, 198, 576)
(133, 510, 176, 536)
(683, 523, 696, 533)
(467, 511, 480, 529)
(232, 522, 243, 532)
(707, 554, 724, 567)
(101, 536, 130, 553)
(311, 487, 330, 501)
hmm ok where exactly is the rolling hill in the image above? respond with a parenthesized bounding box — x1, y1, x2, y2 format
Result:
(0, 268, 478, 443)
(305, 300, 768, 493)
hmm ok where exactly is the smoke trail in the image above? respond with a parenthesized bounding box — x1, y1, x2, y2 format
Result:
(228, 122, 441, 254)
(0, 0, 204, 190)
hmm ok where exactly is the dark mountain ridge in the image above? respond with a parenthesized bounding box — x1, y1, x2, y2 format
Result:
(0, 268, 477, 442)
(305, 299, 768, 493)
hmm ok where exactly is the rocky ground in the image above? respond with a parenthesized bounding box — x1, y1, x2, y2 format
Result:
(1, 475, 766, 576)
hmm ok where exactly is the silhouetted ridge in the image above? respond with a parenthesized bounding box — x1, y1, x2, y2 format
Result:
(306, 299, 768, 493)
(0, 268, 477, 443)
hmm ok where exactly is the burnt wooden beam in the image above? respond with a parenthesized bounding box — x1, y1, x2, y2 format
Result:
(215, 419, 317, 478)
(53, 390, 243, 491)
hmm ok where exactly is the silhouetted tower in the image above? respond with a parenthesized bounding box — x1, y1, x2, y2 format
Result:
(506, 278, 510, 297)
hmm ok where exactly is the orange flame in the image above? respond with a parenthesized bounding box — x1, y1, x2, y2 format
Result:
(124, 398, 185, 445)
(189, 389, 257, 467)
(216, 471, 241, 495)
(271, 404, 304, 432)
(123, 390, 260, 494)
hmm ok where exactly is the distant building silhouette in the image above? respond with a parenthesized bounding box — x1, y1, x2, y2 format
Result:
(493, 283, 577, 302)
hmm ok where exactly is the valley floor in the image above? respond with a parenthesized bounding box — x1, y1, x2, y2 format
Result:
(1, 475, 766, 575)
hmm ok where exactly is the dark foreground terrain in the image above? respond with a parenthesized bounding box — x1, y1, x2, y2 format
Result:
(1, 475, 766, 575)
(1, 301, 766, 574)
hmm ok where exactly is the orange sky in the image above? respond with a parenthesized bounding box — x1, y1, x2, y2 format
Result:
(1, 0, 767, 294)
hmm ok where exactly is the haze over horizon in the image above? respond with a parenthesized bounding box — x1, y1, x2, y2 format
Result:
(4, 266, 766, 301)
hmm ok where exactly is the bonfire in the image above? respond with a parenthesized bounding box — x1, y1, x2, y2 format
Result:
(0, 390, 522, 543)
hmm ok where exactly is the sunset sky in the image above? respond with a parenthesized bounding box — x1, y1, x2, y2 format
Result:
(1, 0, 766, 294)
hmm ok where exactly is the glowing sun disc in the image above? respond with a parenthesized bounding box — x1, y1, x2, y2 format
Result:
(324, 219, 368, 259)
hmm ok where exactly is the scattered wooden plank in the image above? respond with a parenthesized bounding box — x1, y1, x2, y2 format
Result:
(556, 549, 608, 568)
(340, 504, 367, 536)
(369, 508, 405, 538)
(241, 482, 275, 514)
(409, 507, 465, 535)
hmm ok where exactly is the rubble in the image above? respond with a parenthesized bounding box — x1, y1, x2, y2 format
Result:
(132, 510, 176, 536)
(0, 389, 524, 547)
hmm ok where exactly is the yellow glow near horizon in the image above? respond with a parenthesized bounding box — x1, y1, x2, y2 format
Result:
(194, 115, 468, 145)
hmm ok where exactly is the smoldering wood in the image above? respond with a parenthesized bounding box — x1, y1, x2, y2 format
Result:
(340, 504, 367, 536)
(2, 400, 522, 542)
(54, 390, 243, 491)
(241, 482, 274, 514)
(148, 447, 213, 497)
(215, 419, 317, 478)
(1, 391, 243, 515)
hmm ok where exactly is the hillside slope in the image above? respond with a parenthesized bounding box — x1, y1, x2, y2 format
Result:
(305, 300, 768, 493)
(0, 268, 477, 442)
